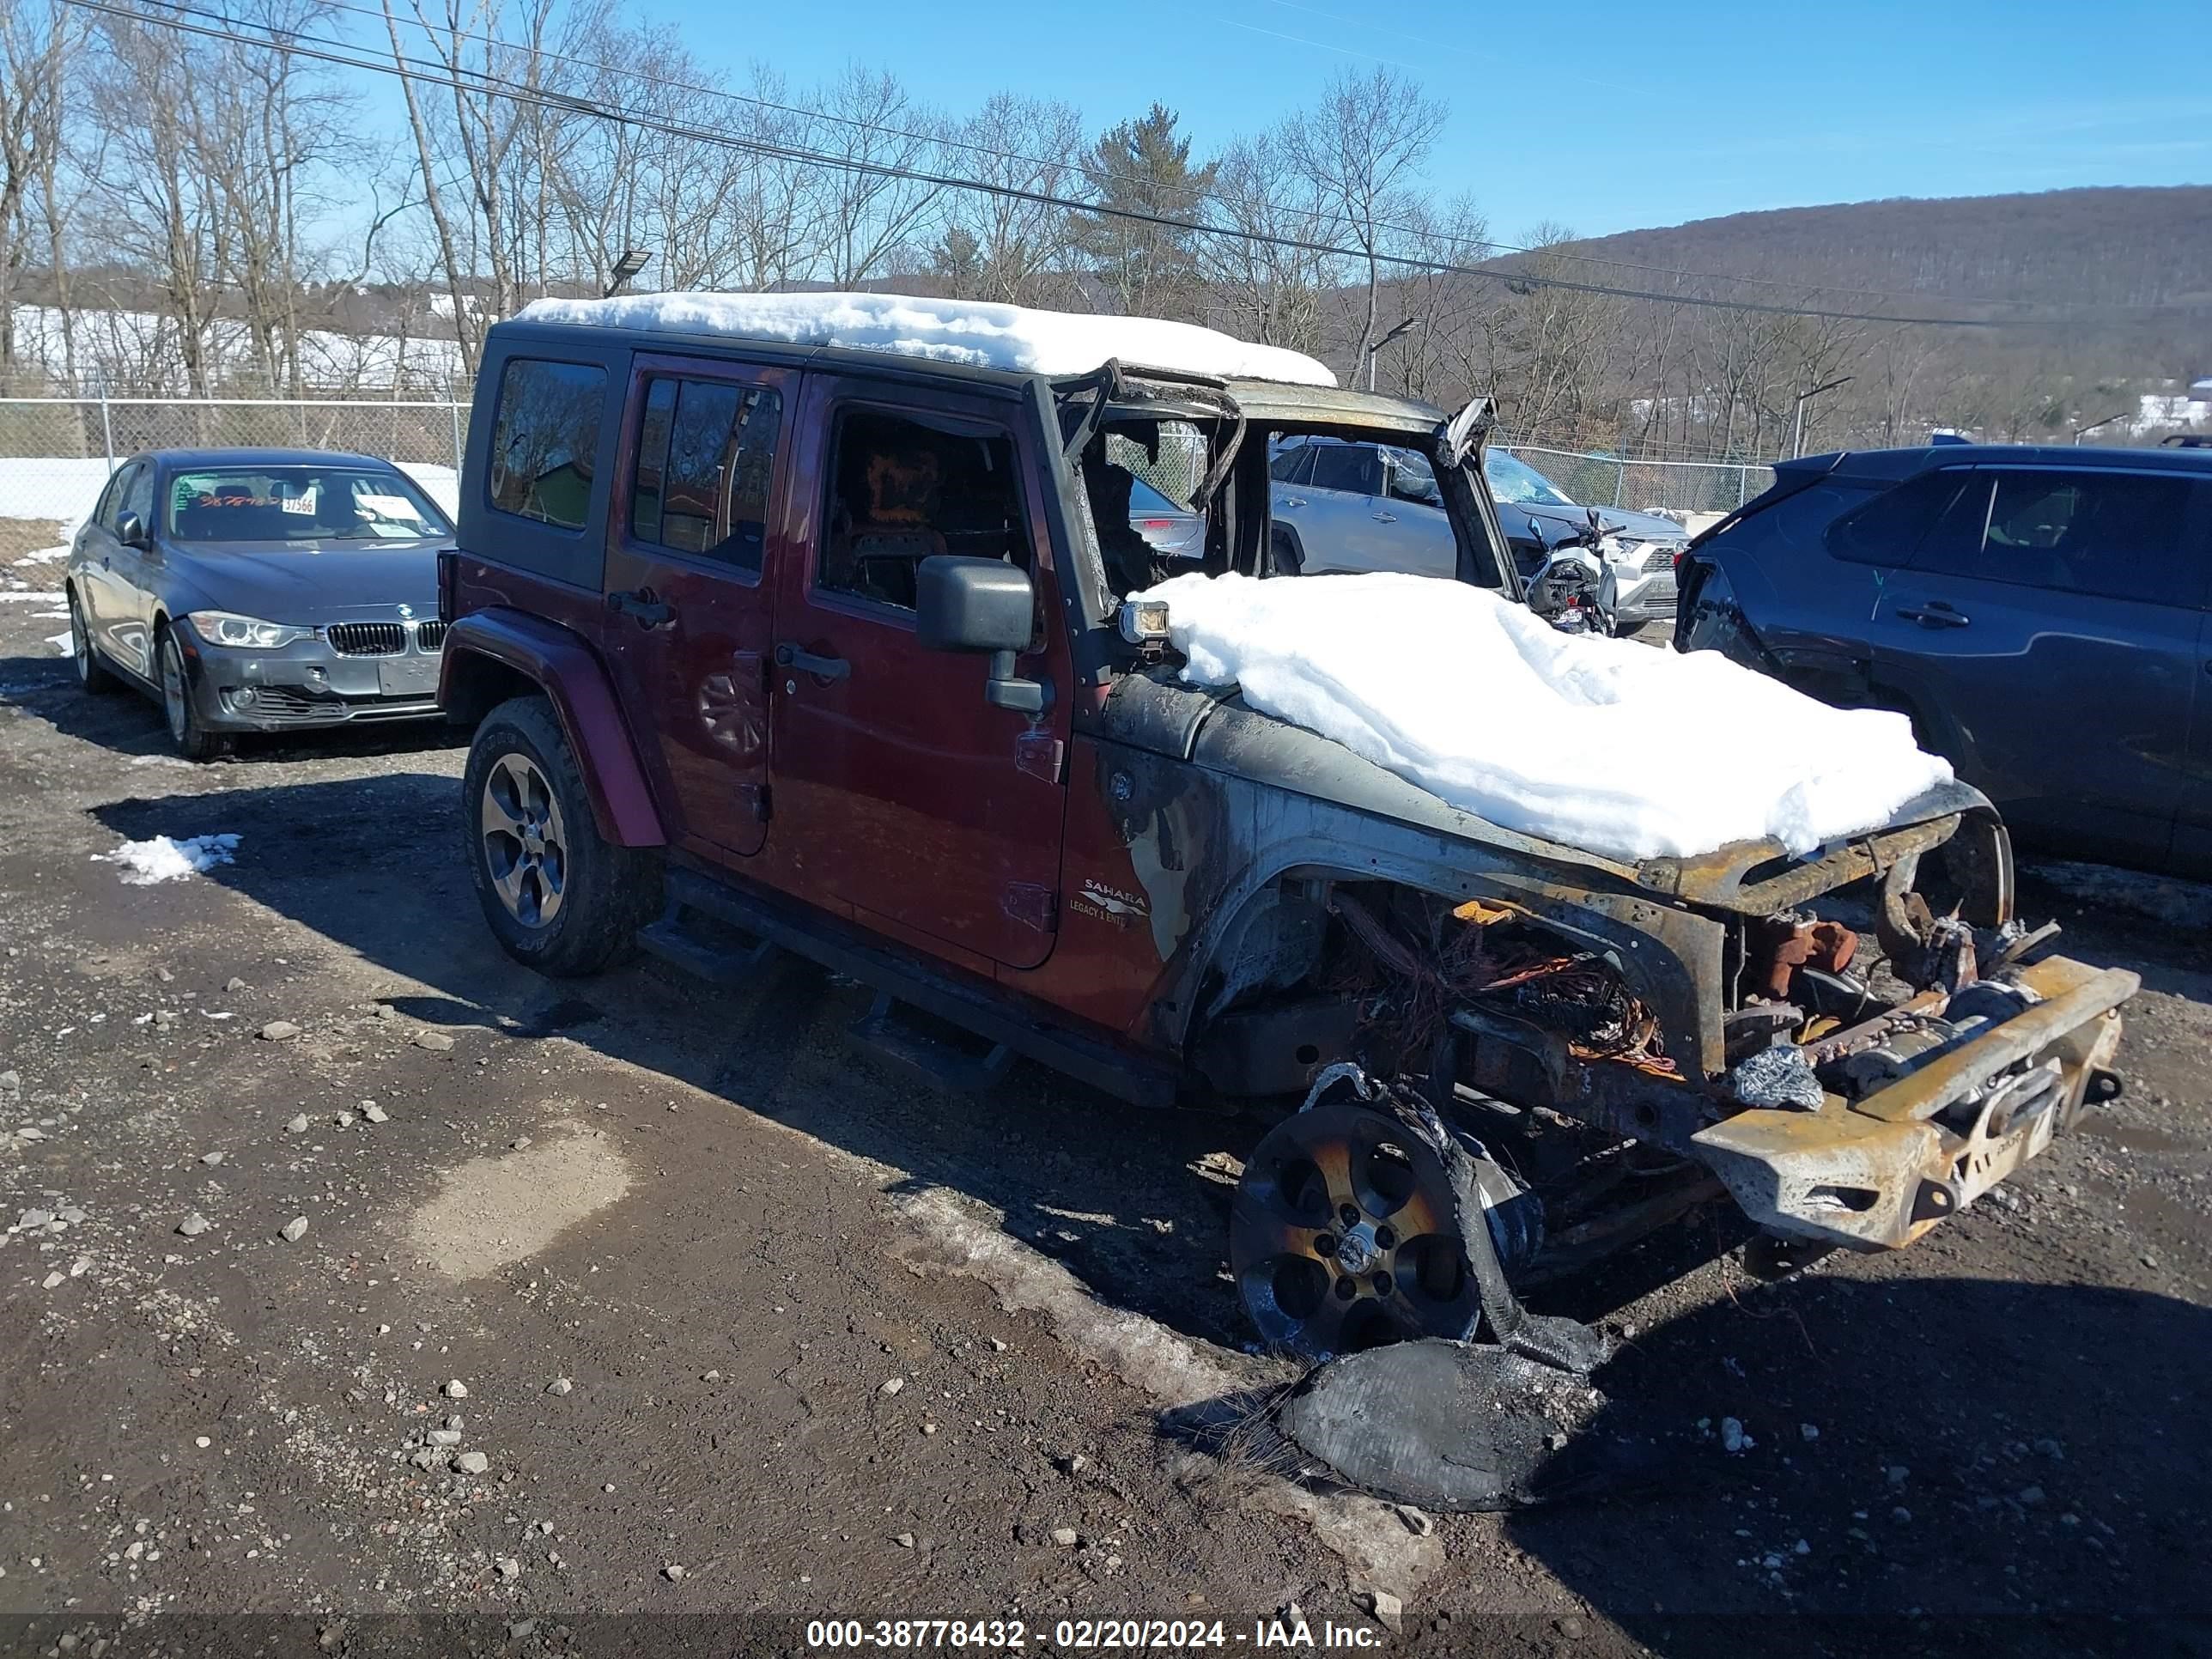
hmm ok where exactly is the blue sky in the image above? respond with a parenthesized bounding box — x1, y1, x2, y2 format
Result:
(631, 0, 2207, 240)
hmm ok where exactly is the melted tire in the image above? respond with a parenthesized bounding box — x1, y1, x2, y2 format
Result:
(464, 695, 659, 977)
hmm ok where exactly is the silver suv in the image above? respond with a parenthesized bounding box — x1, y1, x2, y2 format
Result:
(1268, 435, 1455, 578)
(1272, 437, 1686, 632)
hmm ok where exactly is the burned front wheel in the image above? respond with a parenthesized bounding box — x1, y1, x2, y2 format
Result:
(1229, 1098, 1540, 1359)
(463, 695, 659, 978)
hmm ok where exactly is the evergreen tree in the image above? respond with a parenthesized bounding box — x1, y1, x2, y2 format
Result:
(1071, 104, 1217, 319)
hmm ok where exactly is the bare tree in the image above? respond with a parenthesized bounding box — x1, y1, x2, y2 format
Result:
(927, 94, 1083, 305)
(0, 0, 76, 386)
(1281, 68, 1445, 388)
(1200, 132, 1330, 355)
(806, 64, 942, 288)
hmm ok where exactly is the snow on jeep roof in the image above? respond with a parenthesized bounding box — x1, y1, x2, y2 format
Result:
(514, 291, 1338, 387)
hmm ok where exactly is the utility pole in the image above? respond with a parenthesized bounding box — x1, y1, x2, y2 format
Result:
(1790, 375, 1852, 459)
(1365, 317, 1422, 392)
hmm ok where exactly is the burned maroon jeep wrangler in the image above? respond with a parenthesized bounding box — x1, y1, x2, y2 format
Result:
(438, 296, 2133, 1359)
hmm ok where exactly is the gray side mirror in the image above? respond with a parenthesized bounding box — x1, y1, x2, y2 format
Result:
(915, 556, 1049, 714)
(115, 510, 149, 550)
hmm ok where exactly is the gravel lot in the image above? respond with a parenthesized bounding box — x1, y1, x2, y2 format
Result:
(2, 554, 2207, 1657)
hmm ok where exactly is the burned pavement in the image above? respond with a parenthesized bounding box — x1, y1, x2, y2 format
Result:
(1, 587, 2209, 1656)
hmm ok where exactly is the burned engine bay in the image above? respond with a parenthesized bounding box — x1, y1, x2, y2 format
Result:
(1212, 804, 2136, 1364)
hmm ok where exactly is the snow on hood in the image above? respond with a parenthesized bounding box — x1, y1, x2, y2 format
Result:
(1135, 572, 1954, 864)
(516, 292, 1338, 387)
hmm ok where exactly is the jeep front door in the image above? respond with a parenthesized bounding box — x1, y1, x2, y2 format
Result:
(600, 356, 794, 859)
(767, 376, 1072, 970)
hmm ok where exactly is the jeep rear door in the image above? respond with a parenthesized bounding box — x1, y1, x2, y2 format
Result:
(599, 354, 796, 858)
(766, 374, 1072, 970)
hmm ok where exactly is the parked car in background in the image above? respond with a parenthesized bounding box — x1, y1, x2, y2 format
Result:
(1677, 442, 2212, 876)
(1268, 434, 1455, 578)
(64, 447, 455, 758)
(1267, 437, 1686, 632)
(1483, 449, 1688, 633)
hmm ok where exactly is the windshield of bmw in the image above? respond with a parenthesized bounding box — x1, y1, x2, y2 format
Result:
(164, 466, 452, 544)
(1484, 450, 1576, 507)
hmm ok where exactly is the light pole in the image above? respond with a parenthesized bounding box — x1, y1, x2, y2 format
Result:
(1366, 317, 1422, 392)
(605, 249, 654, 298)
(1790, 374, 1853, 459)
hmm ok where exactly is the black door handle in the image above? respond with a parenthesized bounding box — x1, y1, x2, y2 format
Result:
(775, 642, 850, 681)
(1896, 602, 1970, 629)
(606, 588, 674, 629)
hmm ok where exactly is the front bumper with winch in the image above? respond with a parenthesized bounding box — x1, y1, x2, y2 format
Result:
(1689, 954, 2135, 1250)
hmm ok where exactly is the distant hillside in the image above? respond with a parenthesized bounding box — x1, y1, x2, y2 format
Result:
(1559, 185, 2212, 313)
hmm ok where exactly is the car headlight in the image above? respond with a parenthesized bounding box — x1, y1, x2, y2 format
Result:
(185, 611, 313, 649)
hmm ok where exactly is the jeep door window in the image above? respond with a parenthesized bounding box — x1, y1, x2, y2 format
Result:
(1912, 470, 2196, 605)
(488, 358, 606, 531)
(1270, 442, 1315, 484)
(628, 374, 781, 571)
(818, 409, 1029, 612)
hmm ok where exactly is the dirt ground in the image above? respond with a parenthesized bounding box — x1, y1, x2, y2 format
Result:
(1, 576, 2208, 1659)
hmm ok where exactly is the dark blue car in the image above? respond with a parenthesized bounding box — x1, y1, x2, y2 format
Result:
(1676, 443, 2212, 877)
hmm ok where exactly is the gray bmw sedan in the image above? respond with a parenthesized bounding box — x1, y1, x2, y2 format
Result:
(64, 448, 453, 758)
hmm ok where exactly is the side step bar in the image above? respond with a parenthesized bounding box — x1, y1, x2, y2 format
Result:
(848, 991, 1016, 1094)
(659, 865, 1177, 1109)
(635, 905, 780, 988)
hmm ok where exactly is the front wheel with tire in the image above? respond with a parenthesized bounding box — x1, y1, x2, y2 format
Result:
(463, 695, 659, 977)
(158, 629, 230, 760)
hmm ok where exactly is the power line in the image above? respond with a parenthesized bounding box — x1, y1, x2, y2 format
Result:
(343, 0, 2126, 314)
(59, 0, 2151, 331)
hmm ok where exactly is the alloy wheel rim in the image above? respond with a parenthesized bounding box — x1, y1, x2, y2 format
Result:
(70, 599, 91, 681)
(1228, 1099, 1482, 1358)
(479, 752, 568, 928)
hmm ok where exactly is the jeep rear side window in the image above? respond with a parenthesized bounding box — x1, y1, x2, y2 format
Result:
(818, 409, 1030, 612)
(488, 358, 606, 531)
(628, 374, 781, 571)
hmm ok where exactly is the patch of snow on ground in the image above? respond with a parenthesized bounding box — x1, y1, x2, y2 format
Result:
(46, 631, 71, 655)
(93, 833, 241, 885)
(0, 591, 64, 602)
(520, 291, 1337, 387)
(0, 455, 112, 530)
(1137, 571, 1954, 863)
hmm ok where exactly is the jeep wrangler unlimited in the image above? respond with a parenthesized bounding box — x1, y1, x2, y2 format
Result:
(438, 296, 2133, 1362)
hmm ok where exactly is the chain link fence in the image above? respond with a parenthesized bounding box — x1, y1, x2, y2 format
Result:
(0, 397, 471, 526)
(1494, 441, 1776, 521)
(0, 395, 1782, 540)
